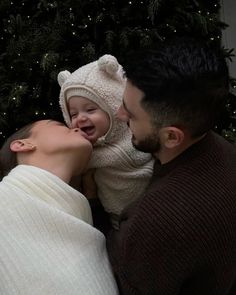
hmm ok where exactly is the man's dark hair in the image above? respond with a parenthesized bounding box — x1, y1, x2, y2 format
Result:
(0, 122, 35, 180)
(123, 37, 229, 138)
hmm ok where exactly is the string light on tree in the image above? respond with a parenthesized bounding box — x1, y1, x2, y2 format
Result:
(0, 0, 234, 145)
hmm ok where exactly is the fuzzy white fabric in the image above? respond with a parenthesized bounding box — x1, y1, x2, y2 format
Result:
(88, 130, 154, 219)
(58, 55, 154, 225)
(58, 54, 126, 141)
(0, 165, 118, 295)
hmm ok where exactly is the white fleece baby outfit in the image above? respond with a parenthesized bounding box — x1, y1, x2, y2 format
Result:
(59, 54, 154, 227)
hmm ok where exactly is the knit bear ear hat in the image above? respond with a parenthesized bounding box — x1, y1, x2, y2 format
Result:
(58, 54, 127, 143)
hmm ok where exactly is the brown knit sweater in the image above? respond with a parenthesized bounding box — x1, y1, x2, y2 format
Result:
(107, 131, 236, 295)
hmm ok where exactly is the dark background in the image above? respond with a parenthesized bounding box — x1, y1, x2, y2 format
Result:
(0, 0, 235, 145)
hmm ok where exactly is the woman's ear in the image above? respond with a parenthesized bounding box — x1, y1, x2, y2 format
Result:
(160, 127, 185, 149)
(10, 140, 36, 152)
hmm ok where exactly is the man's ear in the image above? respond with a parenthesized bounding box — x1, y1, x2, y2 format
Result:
(160, 127, 185, 149)
(10, 140, 36, 152)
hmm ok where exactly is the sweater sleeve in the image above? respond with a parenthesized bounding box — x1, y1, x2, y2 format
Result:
(107, 188, 235, 295)
(107, 197, 194, 295)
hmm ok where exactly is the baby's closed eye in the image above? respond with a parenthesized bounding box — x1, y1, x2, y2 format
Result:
(87, 107, 97, 113)
(70, 112, 78, 118)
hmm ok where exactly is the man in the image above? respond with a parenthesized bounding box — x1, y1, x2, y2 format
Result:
(107, 38, 236, 295)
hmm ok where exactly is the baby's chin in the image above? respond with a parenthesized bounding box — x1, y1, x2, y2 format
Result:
(80, 130, 106, 146)
(84, 134, 99, 145)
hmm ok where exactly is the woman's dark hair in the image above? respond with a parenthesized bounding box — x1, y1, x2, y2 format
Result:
(0, 122, 35, 180)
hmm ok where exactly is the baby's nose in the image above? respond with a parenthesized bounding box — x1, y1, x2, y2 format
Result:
(72, 114, 87, 128)
(77, 113, 88, 121)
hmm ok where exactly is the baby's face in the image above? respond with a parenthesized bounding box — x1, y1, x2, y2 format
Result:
(68, 96, 110, 144)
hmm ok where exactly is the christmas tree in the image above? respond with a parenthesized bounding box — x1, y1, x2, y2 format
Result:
(0, 0, 235, 145)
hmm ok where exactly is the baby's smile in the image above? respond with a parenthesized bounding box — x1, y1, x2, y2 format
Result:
(80, 126, 95, 136)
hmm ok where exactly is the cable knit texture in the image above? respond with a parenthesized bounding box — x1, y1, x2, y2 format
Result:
(58, 55, 154, 220)
(0, 165, 118, 295)
(107, 131, 236, 295)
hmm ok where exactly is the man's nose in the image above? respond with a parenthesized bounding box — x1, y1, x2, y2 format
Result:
(116, 105, 128, 122)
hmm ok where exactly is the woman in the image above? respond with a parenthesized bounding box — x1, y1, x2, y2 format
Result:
(0, 119, 118, 295)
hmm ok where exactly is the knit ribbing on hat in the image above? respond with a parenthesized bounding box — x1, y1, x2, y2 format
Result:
(65, 87, 112, 116)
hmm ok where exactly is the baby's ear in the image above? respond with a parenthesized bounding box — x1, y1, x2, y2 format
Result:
(10, 140, 36, 152)
(57, 70, 71, 86)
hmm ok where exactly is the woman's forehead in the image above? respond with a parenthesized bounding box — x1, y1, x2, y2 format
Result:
(31, 120, 57, 133)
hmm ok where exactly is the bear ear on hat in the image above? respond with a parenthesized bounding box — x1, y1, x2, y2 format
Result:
(57, 70, 71, 86)
(98, 54, 119, 76)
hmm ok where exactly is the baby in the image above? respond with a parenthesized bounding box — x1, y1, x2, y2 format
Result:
(58, 54, 154, 228)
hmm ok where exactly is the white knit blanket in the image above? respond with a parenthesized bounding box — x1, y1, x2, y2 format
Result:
(0, 165, 118, 295)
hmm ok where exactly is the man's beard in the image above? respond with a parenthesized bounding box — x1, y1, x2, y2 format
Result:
(131, 132, 161, 154)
